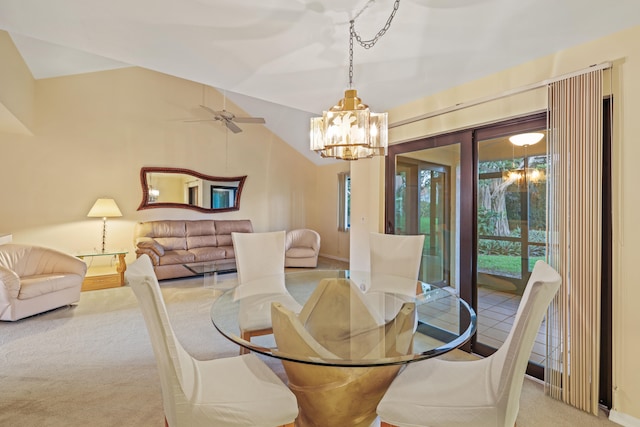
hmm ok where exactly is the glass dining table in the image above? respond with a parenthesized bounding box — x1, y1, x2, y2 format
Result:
(210, 270, 476, 427)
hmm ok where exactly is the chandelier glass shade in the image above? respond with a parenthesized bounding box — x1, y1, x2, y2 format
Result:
(310, 90, 388, 160)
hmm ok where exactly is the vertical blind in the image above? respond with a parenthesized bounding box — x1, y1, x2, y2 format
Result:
(546, 69, 603, 415)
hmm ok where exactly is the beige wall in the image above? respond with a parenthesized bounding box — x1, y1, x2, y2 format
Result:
(350, 24, 640, 423)
(0, 50, 325, 264)
(309, 161, 350, 262)
(0, 32, 34, 135)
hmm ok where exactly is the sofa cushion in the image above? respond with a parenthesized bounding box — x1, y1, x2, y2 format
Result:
(158, 250, 195, 266)
(220, 245, 235, 259)
(155, 237, 187, 251)
(186, 221, 218, 248)
(19, 274, 80, 299)
(137, 220, 187, 238)
(187, 235, 217, 250)
(136, 221, 188, 251)
(215, 220, 253, 246)
(189, 247, 226, 262)
(286, 248, 317, 259)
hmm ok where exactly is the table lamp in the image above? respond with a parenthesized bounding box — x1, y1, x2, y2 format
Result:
(87, 198, 122, 253)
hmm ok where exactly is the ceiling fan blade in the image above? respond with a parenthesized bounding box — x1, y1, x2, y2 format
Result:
(225, 120, 243, 133)
(200, 105, 218, 115)
(184, 119, 217, 123)
(233, 117, 266, 124)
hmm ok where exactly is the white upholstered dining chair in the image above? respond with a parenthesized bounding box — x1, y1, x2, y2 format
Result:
(232, 230, 302, 354)
(126, 255, 298, 427)
(365, 232, 426, 323)
(377, 260, 561, 427)
(369, 232, 425, 295)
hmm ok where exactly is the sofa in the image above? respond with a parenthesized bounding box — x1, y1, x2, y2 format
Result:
(0, 244, 87, 321)
(133, 219, 253, 280)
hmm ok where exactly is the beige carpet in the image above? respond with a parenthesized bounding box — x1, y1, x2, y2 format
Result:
(0, 270, 616, 427)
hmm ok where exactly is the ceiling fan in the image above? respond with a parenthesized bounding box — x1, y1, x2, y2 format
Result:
(185, 89, 266, 134)
(195, 105, 265, 134)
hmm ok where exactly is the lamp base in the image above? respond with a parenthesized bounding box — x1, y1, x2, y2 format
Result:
(100, 218, 107, 253)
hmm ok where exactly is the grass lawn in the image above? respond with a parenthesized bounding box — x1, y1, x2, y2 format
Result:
(478, 254, 544, 276)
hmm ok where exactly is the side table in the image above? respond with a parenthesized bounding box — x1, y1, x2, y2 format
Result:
(76, 250, 128, 291)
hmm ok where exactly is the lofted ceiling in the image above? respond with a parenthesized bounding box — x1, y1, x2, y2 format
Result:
(1, 0, 639, 165)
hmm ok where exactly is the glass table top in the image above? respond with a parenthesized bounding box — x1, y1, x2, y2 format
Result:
(183, 259, 237, 275)
(210, 269, 476, 367)
(76, 250, 128, 257)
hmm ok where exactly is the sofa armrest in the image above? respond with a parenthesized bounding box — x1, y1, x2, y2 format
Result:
(135, 249, 160, 266)
(0, 265, 21, 299)
(135, 237, 165, 256)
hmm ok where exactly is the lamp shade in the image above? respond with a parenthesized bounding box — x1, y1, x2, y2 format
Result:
(87, 198, 122, 218)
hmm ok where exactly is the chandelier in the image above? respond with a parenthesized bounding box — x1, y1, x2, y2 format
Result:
(310, 1, 400, 160)
(502, 132, 546, 184)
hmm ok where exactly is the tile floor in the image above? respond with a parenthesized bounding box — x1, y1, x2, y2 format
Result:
(477, 285, 547, 365)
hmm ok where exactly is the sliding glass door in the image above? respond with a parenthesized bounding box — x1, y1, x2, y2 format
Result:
(386, 131, 474, 354)
(385, 111, 611, 388)
(385, 115, 551, 374)
(473, 116, 548, 377)
(395, 155, 453, 286)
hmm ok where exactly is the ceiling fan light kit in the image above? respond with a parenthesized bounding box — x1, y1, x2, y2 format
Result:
(310, 0, 400, 161)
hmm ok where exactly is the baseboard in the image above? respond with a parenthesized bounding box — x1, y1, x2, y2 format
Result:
(318, 253, 349, 263)
(610, 410, 640, 426)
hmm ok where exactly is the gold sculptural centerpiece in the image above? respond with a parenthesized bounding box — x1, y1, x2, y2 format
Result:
(271, 278, 417, 427)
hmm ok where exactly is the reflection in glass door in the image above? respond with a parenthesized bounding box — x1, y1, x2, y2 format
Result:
(394, 145, 460, 289)
(475, 129, 548, 371)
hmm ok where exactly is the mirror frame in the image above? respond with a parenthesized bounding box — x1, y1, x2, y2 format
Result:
(137, 166, 247, 213)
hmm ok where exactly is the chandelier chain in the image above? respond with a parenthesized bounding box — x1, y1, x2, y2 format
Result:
(348, 0, 401, 87)
(351, 0, 400, 49)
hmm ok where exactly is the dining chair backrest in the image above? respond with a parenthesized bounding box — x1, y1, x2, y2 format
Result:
(491, 260, 561, 425)
(232, 231, 286, 284)
(370, 233, 425, 296)
(125, 254, 194, 427)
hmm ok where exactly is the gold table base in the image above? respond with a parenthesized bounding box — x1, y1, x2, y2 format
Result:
(272, 278, 416, 427)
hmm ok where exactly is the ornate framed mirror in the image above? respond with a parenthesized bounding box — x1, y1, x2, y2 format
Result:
(138, 167, 247, 213)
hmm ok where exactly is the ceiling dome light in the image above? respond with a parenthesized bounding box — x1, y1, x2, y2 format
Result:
(508, 132, 544, 146)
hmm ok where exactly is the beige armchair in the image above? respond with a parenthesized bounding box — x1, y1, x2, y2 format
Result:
(285, 229, 320, 268)
(0, 244, 87, 321)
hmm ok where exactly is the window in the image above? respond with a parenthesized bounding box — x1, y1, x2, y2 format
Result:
(338, 172, 350, 231)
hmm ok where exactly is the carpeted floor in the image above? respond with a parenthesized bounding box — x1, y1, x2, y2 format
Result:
(0, 261, 617, 427)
